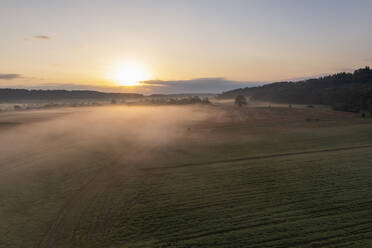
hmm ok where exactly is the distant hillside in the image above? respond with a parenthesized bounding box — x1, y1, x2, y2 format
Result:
(219, 67, 372, 112)
(148, 93, 216, 98)
(0, 89, 143, 102)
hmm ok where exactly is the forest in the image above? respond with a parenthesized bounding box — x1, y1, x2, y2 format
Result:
(0, 89, 143, 102)
(219, 67, 372, 112)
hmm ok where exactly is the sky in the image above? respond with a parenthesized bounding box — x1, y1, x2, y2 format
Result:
(0, 0, 371, 94)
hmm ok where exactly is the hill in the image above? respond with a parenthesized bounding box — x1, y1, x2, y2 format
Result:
(0, 89, 143, 102)
(219, 67, 372, 112)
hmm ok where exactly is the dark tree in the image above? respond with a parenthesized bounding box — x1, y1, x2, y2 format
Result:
(202, 97, 211, 104)
(235, 95, 247, 107)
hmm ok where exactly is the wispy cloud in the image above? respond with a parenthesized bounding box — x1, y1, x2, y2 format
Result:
(0, 74, 22, 80)
(140, 78, 263, 94)
(32, 35, 52, 40)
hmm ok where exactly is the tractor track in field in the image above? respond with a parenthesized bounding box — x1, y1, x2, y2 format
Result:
(36, 152, 127, 248)
(35, 143, 372, 247)
(36, 164, 109, 248)
(36, 149, 153, 248)
(142, 144, 372, 171)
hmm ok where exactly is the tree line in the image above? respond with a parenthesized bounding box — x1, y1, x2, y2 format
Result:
(142, 96, 211, 105)
(219, 67, 372, 112)
(0, 89, 143, 102)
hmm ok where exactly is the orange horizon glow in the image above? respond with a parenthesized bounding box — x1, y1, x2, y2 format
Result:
(108, 61, 151, 87)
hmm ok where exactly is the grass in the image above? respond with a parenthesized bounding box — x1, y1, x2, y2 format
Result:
(131, 149, 372, 248)
(1, 105, 372, 247)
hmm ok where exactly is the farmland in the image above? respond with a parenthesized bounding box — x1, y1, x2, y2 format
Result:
(1, 104, 372, 247)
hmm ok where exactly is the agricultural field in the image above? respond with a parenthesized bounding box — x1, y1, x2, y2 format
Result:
(1, 104, 372, 248)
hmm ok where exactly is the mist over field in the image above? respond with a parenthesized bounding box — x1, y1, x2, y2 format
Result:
(2, 103, 372, 247)
(0, 105, 225, 246)
(0, 105, 221, 170)
(2, 0, 372, 246)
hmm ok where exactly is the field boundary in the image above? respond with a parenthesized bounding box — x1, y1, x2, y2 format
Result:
(143, 144, 372, 171)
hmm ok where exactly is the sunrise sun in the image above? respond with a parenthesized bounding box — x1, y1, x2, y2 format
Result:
(110, 61, 150, 86)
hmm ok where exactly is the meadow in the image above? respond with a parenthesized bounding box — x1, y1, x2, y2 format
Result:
(1, 104, 372, 248)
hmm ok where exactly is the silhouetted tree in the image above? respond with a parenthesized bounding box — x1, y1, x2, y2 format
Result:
(235, 95, 247, 107)
(202, 97, 211, 104)
(191, 96, 202, 104)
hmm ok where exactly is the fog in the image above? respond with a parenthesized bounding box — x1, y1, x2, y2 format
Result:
(0, 105, 228, 174)
(0, 105, 231, 247)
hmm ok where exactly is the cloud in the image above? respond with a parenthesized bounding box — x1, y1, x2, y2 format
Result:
(33, 35, 52, 40)
(140, 78, 264, 94)
(0, 74, 21, 80)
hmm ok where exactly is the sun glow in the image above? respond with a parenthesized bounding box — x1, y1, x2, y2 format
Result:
(110, 61, 151, 86)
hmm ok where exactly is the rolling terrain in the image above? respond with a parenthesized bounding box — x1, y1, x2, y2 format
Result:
(219, 67, 372, 113)
(1, 104, 372, 247)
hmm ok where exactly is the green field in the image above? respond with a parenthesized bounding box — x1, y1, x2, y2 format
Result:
(1, 105, 372, 248)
